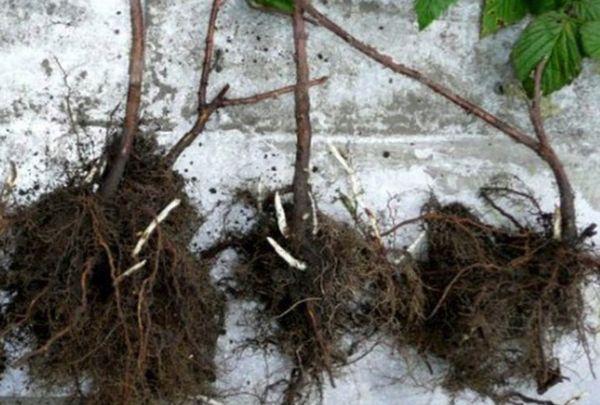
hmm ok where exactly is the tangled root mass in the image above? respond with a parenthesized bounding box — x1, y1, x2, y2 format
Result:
(0, 137, 224, 404)
(234, 196, 397, 403)
(398, 193, 599, 398)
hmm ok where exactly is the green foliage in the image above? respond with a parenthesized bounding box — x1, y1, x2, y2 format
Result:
(581, 21, 600, 58)
(512, 12, 583, 94)
(571, 0, 600, 20)
(414, 0, 459, 29)
(526, 0, 570, 15)
(246, 0, 600, 95)
(413, 0, 600, 95)
(481, 0, 528, 36)
(247, 0, 294, 14)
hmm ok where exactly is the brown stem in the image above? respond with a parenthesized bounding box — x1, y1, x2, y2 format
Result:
(220, 76, 328, 107)
(291, 0, 314, 244)
(163, 0, 328, 167)
(305, 4, 579, 244)
(529, 60, 577, 243)
(164, 85, 230, 167)
(99, 0, 145, 199)
(305, 4, 538, 151)
(199, 0, 224, 106)
(164, 78, 328, 167)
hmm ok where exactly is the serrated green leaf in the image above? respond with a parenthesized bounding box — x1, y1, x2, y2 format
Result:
(571, 0, 600, 21)
(512, 12, 583, 95)
(526, 0, 572, 15)
(414, 0, 459, 29)
(481, 0, 529, 36)
(581, 21, 600, 58)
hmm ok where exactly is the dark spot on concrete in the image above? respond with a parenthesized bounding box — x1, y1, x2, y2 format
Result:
(41, 59, 53, 77)
(271, 166, 277, 171)
(312, 166, 319, 173)
(493, 82, 505, 95)
(114, 29, 120, 35)
(209, 188, 217, 194)
(382, 151, 390, 158)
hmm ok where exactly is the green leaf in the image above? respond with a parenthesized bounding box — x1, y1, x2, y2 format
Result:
(526, 0, 571, 15)
(247, 0, 294, 14)
(581, 21, 600, 58)
(511, 12, 583, 95)
(414, 0, 459, 29)
(571, 0, 600, 21)
(481, 0, 529, 36)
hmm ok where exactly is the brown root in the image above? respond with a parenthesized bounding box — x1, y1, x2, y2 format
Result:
(0, 136, 224, 403)
(233, 196, 397, 403)
(394, 195, 599, 398)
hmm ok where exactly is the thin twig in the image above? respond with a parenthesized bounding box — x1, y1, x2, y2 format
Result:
(199, 0, 224, 106)
(220, 76, 328, 107)
(163, 0, 327, 167)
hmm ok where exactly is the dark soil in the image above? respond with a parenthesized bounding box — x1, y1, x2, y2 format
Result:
(233, 196, 398, 404)
(0, 137, 225, 404)
(395, 196, 599, 398)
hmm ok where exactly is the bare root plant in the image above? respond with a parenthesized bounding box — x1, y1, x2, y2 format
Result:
(0, 0, 325, 403)
(298, 2, 600, 399)
(232, 1, 401, 403)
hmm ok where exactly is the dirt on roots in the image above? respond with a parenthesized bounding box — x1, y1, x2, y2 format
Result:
(395, 194, 599, 399)
(0, 137, 225, 404)
(233, 196, 399, 403)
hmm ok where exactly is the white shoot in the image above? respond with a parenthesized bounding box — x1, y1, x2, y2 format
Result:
(257, 178, 265, 213)
(553, 205, 561, 241)
(266, 237, 307, 270)
(328, 142, 381, 242)
(274, 192, 289, 238)
(192, 395, 225, 405)
(115, 260, 147, 283)
(132, 199, 181, 257)
(1, 161, 17, 199)
(83, 165, 98, 184)
(309, 191, 318, 235)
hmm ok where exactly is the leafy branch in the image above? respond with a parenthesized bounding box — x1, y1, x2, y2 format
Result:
(417, 0, 600, 95)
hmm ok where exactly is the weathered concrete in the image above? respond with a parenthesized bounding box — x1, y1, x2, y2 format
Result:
(1, 0, 600, 403)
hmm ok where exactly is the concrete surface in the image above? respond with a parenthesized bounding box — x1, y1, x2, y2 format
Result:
(1, 0, 600, 404)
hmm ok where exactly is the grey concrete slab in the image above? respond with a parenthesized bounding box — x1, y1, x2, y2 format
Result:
(1, 0, 600, 404)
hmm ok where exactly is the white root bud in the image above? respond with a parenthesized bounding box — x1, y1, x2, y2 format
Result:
(192, 395, 225, 405)
(553, 205, 562, 241)
(132, 199, 181, 257)
(257, 178, 265, 213)
(115, 260, 147, 283)
(274, 191, 289, 238)
(309, 191, 318, 235)
(266, 237, 307, 270)
(1, 161, 17, 200)
(328, 142, 382, 243)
